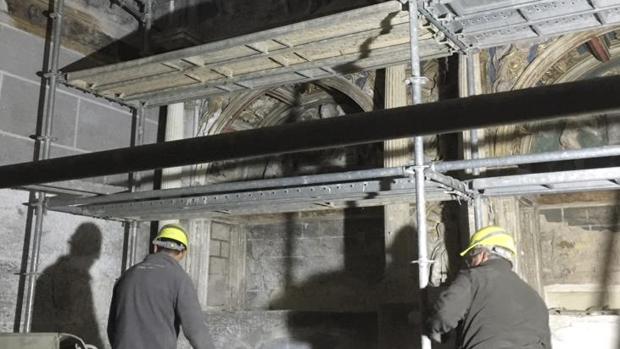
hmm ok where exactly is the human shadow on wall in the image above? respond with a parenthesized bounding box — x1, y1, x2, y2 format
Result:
(31, 223, 104, 349)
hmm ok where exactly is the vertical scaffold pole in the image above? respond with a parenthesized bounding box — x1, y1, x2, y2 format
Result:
(22, 0, 65, 332)
(407, 1, 432, 349)
(466, 54, 484, 230)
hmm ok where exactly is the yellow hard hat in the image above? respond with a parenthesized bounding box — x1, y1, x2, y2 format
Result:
(153, 224, 189, 251)
(460, 226, 516, 257)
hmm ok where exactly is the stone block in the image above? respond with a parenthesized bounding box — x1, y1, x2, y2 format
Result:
(209, 256, 228, 275)
(586, 206, 618, 224)
(0, 133, 34, 165)
(0, 23, 89, 80)
(0, 24, 45, 80)
(220, 241, 230, 258)
(247, 238, 288, 259)
(564, 207, 589, 226)
(76, 100, 131, 151)
(211, 222, 231, 241)
(209, 240, 221, 256)
(0, 76, 77, 146)
(207, 273, 228, 307)
(540, 208, 562, 223)
(311, 220, 346, 237)
(247, 222, 302, 240)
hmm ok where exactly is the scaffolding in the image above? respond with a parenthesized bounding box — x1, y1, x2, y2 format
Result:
(6, 0, 620, 341)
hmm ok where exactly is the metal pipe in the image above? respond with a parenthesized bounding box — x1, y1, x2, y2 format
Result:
(4, 75, 620, 188)
(22, 0, 65, 332)
(49, 167, 409, 207)
(467, 55, 480, 176)
(142, 0, 153, 56)
(465, 54, 483, 229)
(408, 1, 432, 348)
(473, 195, 483, 230)
(127, 222, 138, 267)
(126, 105, 147, 268)
(472, 166, 620, 189)
(432, 144, 620, 173)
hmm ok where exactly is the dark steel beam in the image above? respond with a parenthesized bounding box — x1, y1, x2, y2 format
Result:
(3, 76, 620, 189)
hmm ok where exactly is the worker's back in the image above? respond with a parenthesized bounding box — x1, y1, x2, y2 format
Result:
(460, 258, 550, 349)
(107, 252, 214, 349)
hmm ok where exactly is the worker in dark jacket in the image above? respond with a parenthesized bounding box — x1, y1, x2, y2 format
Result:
(425, 226, 551, 349)
(107, 224, 216, 349)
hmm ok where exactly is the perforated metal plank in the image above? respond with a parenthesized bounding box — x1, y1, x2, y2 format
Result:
(472, 167, 620, 196)
(63, 1, 452, 106)
(48, 177, 459, 221)
(423, 0, 620, 50)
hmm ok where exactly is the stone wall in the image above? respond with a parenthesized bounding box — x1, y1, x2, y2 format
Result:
(0, 19, 155, 349)
(0, 20, 159, 184)
(539, 201, 620, 310)
(550, 314, 620, 349)
(243, 209, 385, 313)
(0, 189, 134, 349)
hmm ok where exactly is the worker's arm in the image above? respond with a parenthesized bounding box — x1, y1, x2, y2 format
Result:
(425, 270, 473, 341)
(176, 275, 216, 349)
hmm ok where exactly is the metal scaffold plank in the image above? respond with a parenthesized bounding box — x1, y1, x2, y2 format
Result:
(472, 167, 620, 196)
(48, 176, 462, 221)
(62, 1, 452, 105)
(421, 0, 620, 50)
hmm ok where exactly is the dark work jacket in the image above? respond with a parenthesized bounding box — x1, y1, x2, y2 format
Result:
(426, 259, 551, 349)
(107, 253, 216, 349)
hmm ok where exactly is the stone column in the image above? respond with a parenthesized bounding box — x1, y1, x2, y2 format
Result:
(379, 65, 417, 349)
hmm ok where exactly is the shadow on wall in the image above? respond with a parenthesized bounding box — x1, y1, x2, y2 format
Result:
(31, 223, 104, 349)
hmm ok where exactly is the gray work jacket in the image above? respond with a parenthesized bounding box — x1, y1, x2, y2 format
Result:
(426, 258, 551, 349)
(107, 252, 216, 349)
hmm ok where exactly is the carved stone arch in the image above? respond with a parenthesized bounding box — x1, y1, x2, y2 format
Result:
(492, 29, 619, 157)
(513, 29, 613, 90)
(209, 76, 373, 135)
(203, 75, 375, 182)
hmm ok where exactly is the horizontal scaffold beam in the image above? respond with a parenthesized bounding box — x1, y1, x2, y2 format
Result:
(2, 75, 620, 189)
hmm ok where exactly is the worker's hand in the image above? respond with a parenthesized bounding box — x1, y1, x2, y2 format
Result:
(428, 332, 442, 343)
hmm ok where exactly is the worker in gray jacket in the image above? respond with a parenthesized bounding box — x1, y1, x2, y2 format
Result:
(424, 226, 551, 349)
(107, 224, 216, 349)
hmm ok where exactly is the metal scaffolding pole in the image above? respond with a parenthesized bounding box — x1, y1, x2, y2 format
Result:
(466, 54, 484, 230)
(407, 1, 432, 348)
(126, 104, 147, 269)
(142, 0, 153, 56)
(432, 144, 620, 172)
(22, 0, 65, 332)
